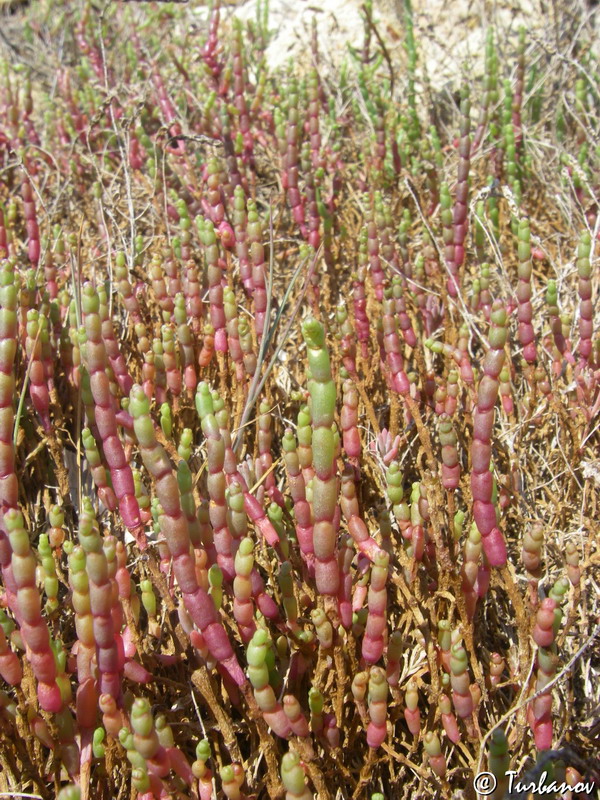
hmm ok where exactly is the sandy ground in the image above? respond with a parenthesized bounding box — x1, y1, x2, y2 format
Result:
(230, 0, 544, 89)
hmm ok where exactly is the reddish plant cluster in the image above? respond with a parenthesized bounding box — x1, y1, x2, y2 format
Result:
(0, 1, 598, 799)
